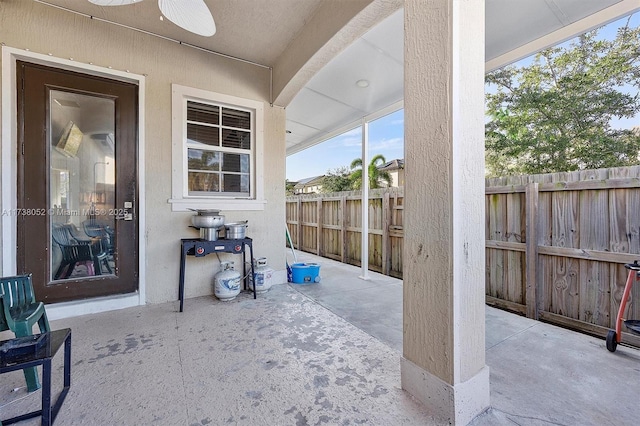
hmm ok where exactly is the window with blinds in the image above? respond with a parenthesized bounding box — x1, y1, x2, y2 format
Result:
(185, 101, 253, 197)
(170, 84, 265, 211)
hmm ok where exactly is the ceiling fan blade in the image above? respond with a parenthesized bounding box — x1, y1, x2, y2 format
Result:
(158, 0, 216, 37)
(88, 0, 143, 5)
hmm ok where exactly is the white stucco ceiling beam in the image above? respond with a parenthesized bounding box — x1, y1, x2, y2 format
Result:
(272, 0, 402, 108)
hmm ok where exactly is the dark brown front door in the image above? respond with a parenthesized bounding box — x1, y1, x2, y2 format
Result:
(17, 61, 138, 303)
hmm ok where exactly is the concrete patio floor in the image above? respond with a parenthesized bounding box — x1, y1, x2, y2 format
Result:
(1, 249, 640, 425)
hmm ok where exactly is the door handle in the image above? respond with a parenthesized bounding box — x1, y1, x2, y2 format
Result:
(115, 201, 134, 220)
(115, 212, 133, 221)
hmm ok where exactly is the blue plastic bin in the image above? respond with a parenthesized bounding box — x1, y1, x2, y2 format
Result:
(290, 263, 321, 284)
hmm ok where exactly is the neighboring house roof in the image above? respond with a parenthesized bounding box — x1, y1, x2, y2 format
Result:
(378, 159, 404, 171)
(293, 175, 324, 189)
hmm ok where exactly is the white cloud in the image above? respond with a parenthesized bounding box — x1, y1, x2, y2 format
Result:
(341, 136, 363, 147)
(370, 137, 403, 151)
(329, 129, 362, 148)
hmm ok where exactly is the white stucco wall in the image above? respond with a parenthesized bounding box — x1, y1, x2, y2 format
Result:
(0, 1, 286, 305)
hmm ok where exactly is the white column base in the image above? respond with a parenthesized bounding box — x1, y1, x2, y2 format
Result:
(401, 357, 490, 425)
(273, 268, 288, 285)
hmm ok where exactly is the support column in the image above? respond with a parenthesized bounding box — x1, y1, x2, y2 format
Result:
(360, 119, 370, 280)
(401, 1, 489, 425)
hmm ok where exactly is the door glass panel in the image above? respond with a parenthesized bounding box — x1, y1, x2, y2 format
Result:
(49, 90, 116, 281)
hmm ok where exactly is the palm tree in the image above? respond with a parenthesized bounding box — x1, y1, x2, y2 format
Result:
(349, 154, 392, 189)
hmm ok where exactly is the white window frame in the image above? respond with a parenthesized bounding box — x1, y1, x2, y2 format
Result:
(169, 84, 265, 211)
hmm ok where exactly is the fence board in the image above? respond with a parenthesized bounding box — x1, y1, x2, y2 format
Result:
(550, 173, 579, 318)
(341, 196, 347, 263)
(382, 192, 390, 275)
(578, 182, 609, 326)
(505, 181, 525, 304)
(488, 193, 506, 299)
(525, 183, 539, 318)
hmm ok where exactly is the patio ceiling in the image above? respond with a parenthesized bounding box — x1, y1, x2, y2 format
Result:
(35, 0, 639, 156)
(286, 0, 639, 155)
(37, 0, 325, 66)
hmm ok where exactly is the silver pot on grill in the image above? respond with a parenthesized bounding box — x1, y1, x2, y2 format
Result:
(191, 214, 225, 229)
(198, 227, 219, 241)
(224, 221, 248, 239)
(189, 209, 225, 240)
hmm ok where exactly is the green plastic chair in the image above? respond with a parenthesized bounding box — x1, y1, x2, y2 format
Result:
(0, 274, 51, 392)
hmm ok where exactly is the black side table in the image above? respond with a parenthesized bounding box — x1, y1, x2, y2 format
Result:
(179, 237, 256, 312)
(0, 328, 71, 426)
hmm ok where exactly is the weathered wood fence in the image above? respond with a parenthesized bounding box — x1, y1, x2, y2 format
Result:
(286, 166, 640, 346)
(286, 187, 405, 278)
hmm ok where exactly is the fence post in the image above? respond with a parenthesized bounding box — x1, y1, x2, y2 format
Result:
(341, 195, 347, 263)
(297, 198, 302, 251)
(525, 182, 539, 319)
(316, 198, 323, 256)
(382, 191, 391, 275)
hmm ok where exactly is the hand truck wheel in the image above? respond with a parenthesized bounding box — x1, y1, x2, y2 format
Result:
(606, 330, 618, 352)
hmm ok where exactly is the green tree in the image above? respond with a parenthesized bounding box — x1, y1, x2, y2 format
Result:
(285, 179, 296, 196)
(349, 154, 392, 189)
(321, 167, 354, 193)
(485, 17, 640, 176)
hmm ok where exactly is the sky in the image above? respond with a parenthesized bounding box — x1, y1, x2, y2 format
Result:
(286, 13, 639, 183)
(286, 109, 405, 181)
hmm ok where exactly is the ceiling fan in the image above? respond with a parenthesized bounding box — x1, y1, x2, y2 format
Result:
(88, 0, 216, 37)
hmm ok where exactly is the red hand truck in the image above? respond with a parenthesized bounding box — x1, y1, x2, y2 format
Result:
(607, 261, 640, 352)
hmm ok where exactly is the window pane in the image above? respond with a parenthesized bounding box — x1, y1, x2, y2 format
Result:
(222, 153, 250, 173)
(187, 123, 219, 146)
(188, 149, 220, 171)
(222, 129, 251, 149)
(188, 102, 219, 125)
(188, 172, 219, 193)
(241, 174, 250, 193)
(222, 108, 250, 129)
(222, 174, 250, 193)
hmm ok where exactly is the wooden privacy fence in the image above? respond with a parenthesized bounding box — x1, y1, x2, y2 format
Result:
(487, 166, 640, 347)
(286, 166, 640, 346)
(286, 187, 404, 278)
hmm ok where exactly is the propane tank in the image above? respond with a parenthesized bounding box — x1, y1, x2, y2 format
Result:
(249, 257, 274, 293)
(214, 261, 241, 301)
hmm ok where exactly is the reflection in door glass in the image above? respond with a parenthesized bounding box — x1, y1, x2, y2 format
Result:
(49, 90, 116, 281)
